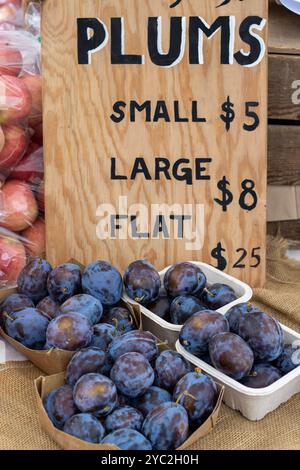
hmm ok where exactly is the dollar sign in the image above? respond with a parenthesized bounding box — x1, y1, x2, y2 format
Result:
(220, 96, 235, 131)
(211, 242, 227, 271)
(214, 176, 233, 212)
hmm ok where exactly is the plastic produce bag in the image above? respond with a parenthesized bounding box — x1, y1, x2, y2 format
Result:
(0, 20, 44, 288)
(0, 1, 23, 29)
(0, 30, 41, 180)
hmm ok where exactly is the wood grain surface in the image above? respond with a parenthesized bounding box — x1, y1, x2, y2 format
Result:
(269, 55, 300, 121)
(268, 125, 300, 185)
(42, 0, 268, 286)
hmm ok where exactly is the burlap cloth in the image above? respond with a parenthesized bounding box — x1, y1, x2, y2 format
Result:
(0, 237, 299, 450)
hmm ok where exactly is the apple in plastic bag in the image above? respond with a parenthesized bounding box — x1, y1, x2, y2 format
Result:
(0, 233, 26, 286)
(10, 144, 43, 183)
(0, 1, 22, 27)
(21, 217, 45, 257)
(0, 124, 28, 172)
(0, 75, 32, 123)
(21, 74, 42, 128)
(0, 42, 22, 76)
(0, 179, 38, 231)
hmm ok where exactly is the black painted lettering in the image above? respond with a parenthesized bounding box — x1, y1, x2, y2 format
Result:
(148, 17, 185, 67)
(77, 18, 108, 65)
(110, 101, 126, 123)
(111, 17, 143, 64)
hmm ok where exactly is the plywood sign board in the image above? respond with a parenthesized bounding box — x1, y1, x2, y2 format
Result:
(42, 0, 268, 287)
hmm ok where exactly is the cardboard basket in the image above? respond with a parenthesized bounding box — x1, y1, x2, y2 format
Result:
(34, 372, 224, 451)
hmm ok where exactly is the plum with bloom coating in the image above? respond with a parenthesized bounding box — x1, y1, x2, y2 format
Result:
(66, 347, 111, 386)
(164, 262, 206, 298)
(131, 386, 172, 417)
(179, 310, 229, 356)
(82, 261, 122, 306)
(5, 307, 49, 350)
(47, 263, 81, 304)
(170, 295, 207, 325)
(17, 258, 52, 303)
(101, 428, 152, 450)
(58, 294, 103, 325)
(238, 311, 283, 362)
(108, 330, 158, 362)
(105, 406, 144, 432)
(90, 323, 118, 350)
(44, 385, 77, 429)
(1, 293, 34, 327)
(37, 296, 60, 319)
(124, 260, 161, 305)
(209, 332, 254, 380)
(73, 373, 118, 417)
(225, 303, 260, 334)
(154, 350, 191, 391)
(201, 283, 237, 310)
(240, 363, 282, 388)
(173, 371, 218, 426)
(142, 402, 189, 450)
(110, 352, 154, 398)
(46, 313, 93, 351)
(1, 293, 34, 315)
(63, 413, 105, 443)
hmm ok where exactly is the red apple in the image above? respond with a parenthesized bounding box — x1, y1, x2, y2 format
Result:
(21, 74, 42, 127)
(0, 42, 22, 76)
(21, 217, 45, 257)
(0, 233, 26, 286)
(10, 144, 43, 183)
(0, 179, 38, 231)
(37, 179, 44, 212)
(0, 75, 32, 123)
(0, 124, 28, 171)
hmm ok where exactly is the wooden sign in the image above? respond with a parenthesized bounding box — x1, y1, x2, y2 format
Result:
(42, 0, 268, 287)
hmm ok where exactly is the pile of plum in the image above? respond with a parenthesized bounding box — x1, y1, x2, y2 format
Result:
(123, 260, 299, 387)
(0, 258, 237, 351)
(44, 340, 219, 450)
(124, 260, 238, 324)
(179, 302, 299, 387)
(0, 257, 222, 450)
(0, 258, 138, 350)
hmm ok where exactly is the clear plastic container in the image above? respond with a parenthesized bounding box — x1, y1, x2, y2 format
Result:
(176, 323, 300, 421)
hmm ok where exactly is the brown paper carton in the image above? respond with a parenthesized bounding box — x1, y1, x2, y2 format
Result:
(34, 372, 224, 451)
(0, 285, 142, 375)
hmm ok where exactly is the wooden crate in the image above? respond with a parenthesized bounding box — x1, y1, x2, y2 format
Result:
(267, 1, 300, 239)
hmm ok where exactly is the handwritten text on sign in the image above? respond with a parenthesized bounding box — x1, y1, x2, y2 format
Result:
(75, 5, 266, 274)
(42, 0, 267, 285)
(77, 15, 266, 68)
